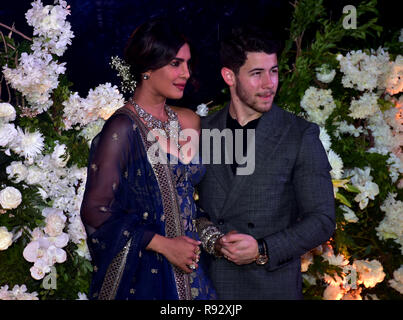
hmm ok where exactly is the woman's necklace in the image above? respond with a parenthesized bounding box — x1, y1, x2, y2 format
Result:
(129, 97, 184, 159)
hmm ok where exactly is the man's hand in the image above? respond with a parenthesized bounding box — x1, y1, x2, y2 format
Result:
(219, 231, 259, 265)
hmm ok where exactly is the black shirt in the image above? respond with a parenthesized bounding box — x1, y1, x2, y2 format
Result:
(226, 112, 261, 175)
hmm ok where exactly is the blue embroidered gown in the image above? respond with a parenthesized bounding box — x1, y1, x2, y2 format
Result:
(80, 107, 216, 300)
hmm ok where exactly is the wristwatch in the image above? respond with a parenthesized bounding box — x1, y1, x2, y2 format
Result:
(255, 238, 269, 265)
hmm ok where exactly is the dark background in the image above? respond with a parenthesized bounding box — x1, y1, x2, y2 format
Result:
(0, 0, 400, 109)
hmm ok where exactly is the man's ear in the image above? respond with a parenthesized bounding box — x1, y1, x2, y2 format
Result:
(221, 67, 235, 86)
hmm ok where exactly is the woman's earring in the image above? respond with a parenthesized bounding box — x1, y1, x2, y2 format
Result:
(143, 74, 149, 80)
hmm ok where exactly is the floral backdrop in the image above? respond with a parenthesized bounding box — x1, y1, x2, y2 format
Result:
(0, 0, 402, 300)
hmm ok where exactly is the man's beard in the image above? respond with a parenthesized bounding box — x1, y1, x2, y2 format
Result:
(235, 77, 276, 113)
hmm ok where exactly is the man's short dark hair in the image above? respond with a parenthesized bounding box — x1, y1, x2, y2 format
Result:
(220, 24, 283, 74)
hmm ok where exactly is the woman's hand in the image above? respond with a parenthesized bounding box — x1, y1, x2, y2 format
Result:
(146, 234, 201, 273)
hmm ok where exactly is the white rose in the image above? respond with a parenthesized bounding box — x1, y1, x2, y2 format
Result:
(0, 186, 22, 210)
(0, 226, 13, 251)
(0, 103, 16, 123)
(43, 208, 66, 237)
(0, 123, 18, 147)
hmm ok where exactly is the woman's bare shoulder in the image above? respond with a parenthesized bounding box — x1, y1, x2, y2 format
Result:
(170, 106, 200, 132)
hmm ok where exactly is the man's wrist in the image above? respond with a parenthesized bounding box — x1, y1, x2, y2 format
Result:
(255, 238, 269, 265)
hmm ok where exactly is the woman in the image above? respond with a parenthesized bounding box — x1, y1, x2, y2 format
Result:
(80, 19, 218, 300)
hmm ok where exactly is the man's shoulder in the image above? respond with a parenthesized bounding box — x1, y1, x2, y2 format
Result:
(273, 103, 318, 133)
(201, 104, 228, 129)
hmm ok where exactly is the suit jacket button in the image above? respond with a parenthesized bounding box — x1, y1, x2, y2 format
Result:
(218, 219, 224, 225)
(248, 222, 255, 229)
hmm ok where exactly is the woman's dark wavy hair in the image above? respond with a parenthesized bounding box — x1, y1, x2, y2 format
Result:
(220, 24, 283, 75)
(124, 18, 189, 85)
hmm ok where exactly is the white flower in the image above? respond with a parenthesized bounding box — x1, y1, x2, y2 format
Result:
(319, 127, 331, 152)
(340, 205, 359, 223)
(337, 48, 390, 91)
(196, 103, 209, 117)
(345, 167, 379, 210)
(0, 186, 22, 210)
(315, 64, 336, 84)
(6, 161, 28, 183)
(323, 283, 345, 300)
(0, 103, 16, 123)
(333, 120, 363, 139)
(353, 259, 386, 288)
(2, 51, 66, 113)
(301, 251, 313, 272)
(79, 118, 105, 145)
(77, 292, 88, 300)
(384, 55, 403, 95)
(25, 0, 74, 56)
(349, 92, 379, 119)
(389, 265, 403, 294)
(0, 284, 39, 300)
(25, 166, 43, 185)
(51, 143, 69, 168)
(0, 123, 18, 148)
(321, 245, 349, 267)
(376, 193, 403, 253)
(0, 227, 13, 251)
(327, 149, 344, 180)
(62, 83, 124, 129)
(300, 87, 336, 126)
(43, 208, 67, 237)
(367, 111, 399, 155)
(10, 127, 45, 160)
(30, 259, 51, 280)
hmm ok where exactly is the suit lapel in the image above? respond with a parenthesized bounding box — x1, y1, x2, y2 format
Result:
(202, 105, 233, 193)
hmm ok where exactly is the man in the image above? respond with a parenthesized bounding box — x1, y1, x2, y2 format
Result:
(197, 25, 335, 299)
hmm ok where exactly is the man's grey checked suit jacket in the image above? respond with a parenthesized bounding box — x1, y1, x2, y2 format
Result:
(197, 103, 335, 299)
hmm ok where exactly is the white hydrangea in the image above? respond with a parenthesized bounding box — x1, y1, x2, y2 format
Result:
(2, 51, 66, 113)
(349, 92, 379, 119)
(337, 48, 390, 91)
(367, 111, 400, 155)
(62, 83, 124, 129)
(383, 55, 403, 95)
(79, 118, 105, 146)
(315, 64, 336, 84)
(87, 83, 124, 120)
(353, 259, 386, 288)
(300, 87, 336, 126)
(386, 153, 403, 183)
(345, 167, 379, 210)
(376, 193, 403, 253)
(25, 0, 74, 56)
(389, 265, 403, 294)
(0, 103, 16, 123)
